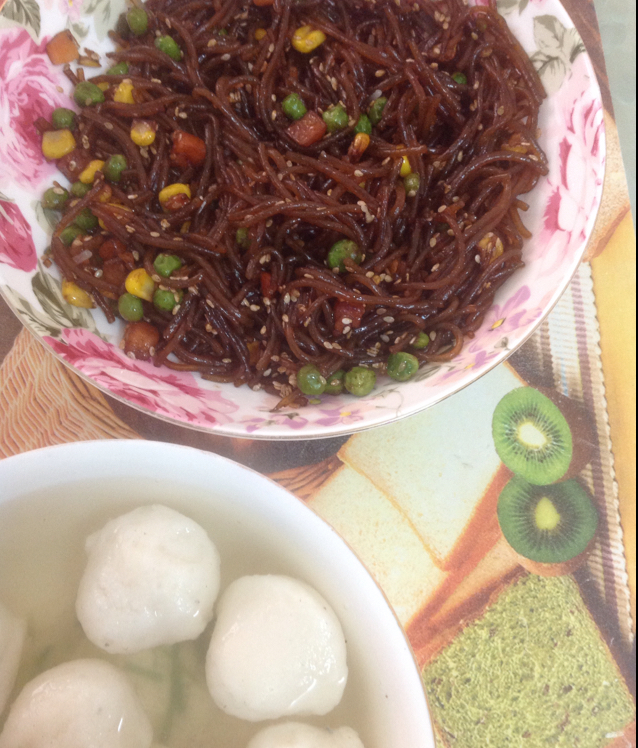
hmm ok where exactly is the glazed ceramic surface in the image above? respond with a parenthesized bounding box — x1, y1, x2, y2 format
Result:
(0, 0, 605, 437)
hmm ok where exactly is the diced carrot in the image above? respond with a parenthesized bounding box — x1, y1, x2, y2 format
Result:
(260, 271, 275, 298)
(171, 130, 207, 168)
(286, 111, 326, 147)
(334, 301, 364, 333)
(46, 30, 80, 66)
(99, 238, 127, 261)
(163, 192, 191, 212)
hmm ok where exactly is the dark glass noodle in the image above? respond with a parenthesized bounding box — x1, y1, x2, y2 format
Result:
(46, 0, 548, 407)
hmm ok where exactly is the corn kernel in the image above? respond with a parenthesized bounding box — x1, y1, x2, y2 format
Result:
(97, 82, 110, 92)
(159, 183, 192, 207)
(292, 26, 326, 54)
(130, 120, 157, 147)
(255, 28, 267, 41)
(400, 154, 412, 177)
(78, 160, 106, 185)
(479, 232, 505, 262)
(42, 129, 76, 160)
(62, 280, 94, 308)
(348, 132, 370, 162)
(125, 268, 156, 301)
(114, 81, 135, 104)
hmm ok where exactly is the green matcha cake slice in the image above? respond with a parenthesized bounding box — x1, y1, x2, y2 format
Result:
(423, 575, 636, 748)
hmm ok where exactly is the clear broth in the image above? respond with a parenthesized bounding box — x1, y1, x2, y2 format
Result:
(0, 478, 372, 747)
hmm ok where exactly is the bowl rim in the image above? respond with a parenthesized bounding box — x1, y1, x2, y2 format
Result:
(0, 439, 437, 747)
(0, 0, 607, 441)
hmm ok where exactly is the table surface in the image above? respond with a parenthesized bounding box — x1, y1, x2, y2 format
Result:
(0, 1, 636, 746)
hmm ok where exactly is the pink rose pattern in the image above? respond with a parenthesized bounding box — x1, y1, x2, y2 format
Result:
(0, 29, 70, 190)
(44, 328, 240, 427)
(0, 199, 37, 271)
(539, 54, 605, 275)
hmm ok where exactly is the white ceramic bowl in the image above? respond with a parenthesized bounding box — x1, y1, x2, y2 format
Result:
(0, 440, 435, 748)
(0, 0, 605, 438)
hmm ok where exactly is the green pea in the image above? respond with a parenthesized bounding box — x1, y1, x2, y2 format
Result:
(387, 352, 419, 381)
(235, 227, 250, 249)
(327, 239, 362, 273)
(73, 207, 99, 232)
(155, 35, 183, 61)
(106, 61, 130, 76)
(127, 7, 149, 36)
(404, 172, 421, 197)
(59, 225, 84, 246)
(154, 253, 183, 278)
(153, 288, 181, 312)
(324, 369, 345, 396)
(118, 293, 144, 322)
(368, 96, 387, 126)
(412, 332, 430, 350)
(104, 154, 128, 183)
(344, 367, 376, 397)
(42, 187, 69, 211)
(297, 365, 327, 396)
(452, 72, 468, 85)
(354, 114, 372, 136)
(71, 181, 91, 198)
(322, 104, 348, 133)
(74, 81, 105, 108)
(282, 93, 307, 121)
(51, 108, 76, 130)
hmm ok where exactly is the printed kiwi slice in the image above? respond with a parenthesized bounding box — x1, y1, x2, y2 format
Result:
(492, 387, 573, 485)
(497, 475, 598, 565)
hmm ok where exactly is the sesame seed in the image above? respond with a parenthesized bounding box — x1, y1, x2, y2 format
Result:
(264, 369, 272, 377)
(475, 254, 482, 263)
(94, 269, 103, 278)
(126, 225, 135, 234)
(431, 263, 440, 271)
(252, 384, 262, 391)
(342, 317, 352, 325)
(250, 304, 261, 312)
(221, 53, 231, 61)
(438, 205, 447, 213)
(222, 358, 232, 363)
(380, 334, 390, 343)
(375, 69, 386, 77)
(266, 219, 273, 227)
(150, 231, 160, 238)
(354, 170, 364, 178)
(430, 331, 437, 340)
(282, 314, 289, 323)
(458, 151, 464, 162)
(324, 341, 333, 350)
(271, 110, 277, 121)
(383, 316, 395, 323)
(343, 326, 351, 335)
(430, 237, 437, 248)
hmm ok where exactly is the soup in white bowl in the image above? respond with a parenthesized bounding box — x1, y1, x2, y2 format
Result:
(0, 440, 435, 748)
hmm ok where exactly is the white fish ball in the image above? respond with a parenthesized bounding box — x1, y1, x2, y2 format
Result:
(0, 602, 25, 716)
(0, 659, 153, 748)
(76, 505, 221, 654)
(206, 575, 348, 722)
(247, 722, 365, 748)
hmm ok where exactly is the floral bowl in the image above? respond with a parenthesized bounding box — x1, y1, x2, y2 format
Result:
(0, 0, 605, 439)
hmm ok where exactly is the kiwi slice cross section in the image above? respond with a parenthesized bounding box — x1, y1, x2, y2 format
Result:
(492, 387, 573, 485)
(497, 476, 598, 564)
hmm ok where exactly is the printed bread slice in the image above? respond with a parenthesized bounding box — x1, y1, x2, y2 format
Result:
(340, 364, 525, 569)
(422, 574, 636, 748)
(407, 534, 521, 658)
(308, 465, 447, 625)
